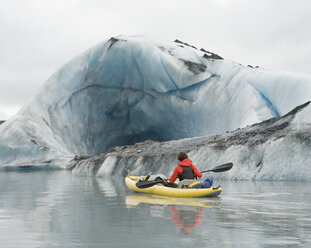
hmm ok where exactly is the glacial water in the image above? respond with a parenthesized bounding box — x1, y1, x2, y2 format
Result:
(0, 169, 310, 248)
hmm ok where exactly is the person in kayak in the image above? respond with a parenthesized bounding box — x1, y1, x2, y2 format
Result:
(168, 152, 202, 184)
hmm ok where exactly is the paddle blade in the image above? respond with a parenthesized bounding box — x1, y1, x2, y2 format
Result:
(212, 162, 233, 172)
(136, 179, 164, 189)
(202, 162, 233, 173)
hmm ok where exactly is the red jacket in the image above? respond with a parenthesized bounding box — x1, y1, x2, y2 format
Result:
(168, 158, 202, 183)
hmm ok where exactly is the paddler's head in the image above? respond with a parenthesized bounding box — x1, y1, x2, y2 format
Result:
(177, 152, 188, 161)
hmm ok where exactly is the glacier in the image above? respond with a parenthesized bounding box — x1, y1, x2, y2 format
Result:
(0, 35, 311, 180)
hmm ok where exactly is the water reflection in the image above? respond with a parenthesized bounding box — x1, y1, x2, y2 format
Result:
(96, 178, 118, 197)
(170, 206, 203, 235)
(125, 194, 217, 208)
(125, 194, 218, 234)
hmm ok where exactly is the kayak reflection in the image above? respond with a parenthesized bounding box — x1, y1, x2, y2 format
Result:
(126, 194, 219, 235)
(170, 205, 203, 235)
(125, 194, 218, 208)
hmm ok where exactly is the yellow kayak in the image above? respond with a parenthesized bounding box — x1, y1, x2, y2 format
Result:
(125, 175, 222, 198)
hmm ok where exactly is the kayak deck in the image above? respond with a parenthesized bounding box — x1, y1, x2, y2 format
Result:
(125, 176, 222, 198)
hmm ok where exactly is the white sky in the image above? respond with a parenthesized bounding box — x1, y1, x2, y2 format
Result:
(0, 0, 311, 120)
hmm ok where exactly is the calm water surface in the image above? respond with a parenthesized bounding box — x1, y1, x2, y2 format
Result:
(0, 170, 310, 248)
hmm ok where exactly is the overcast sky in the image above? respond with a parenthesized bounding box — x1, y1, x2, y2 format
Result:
(0, 0, 311, 120)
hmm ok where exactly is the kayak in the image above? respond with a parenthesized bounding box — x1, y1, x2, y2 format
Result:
(125, 175, 222, 198)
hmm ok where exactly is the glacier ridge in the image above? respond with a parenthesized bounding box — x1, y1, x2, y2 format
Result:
(72, 101, 311, 181)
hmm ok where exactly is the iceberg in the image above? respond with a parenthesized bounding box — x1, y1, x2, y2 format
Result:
(0, 35, 311, 179)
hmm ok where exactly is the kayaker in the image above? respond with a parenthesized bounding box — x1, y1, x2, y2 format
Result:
(168, 152, 202, 184)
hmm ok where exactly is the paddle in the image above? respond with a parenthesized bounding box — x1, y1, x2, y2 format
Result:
(136, 162, 233, 189)
(200, 162, 233, 173)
